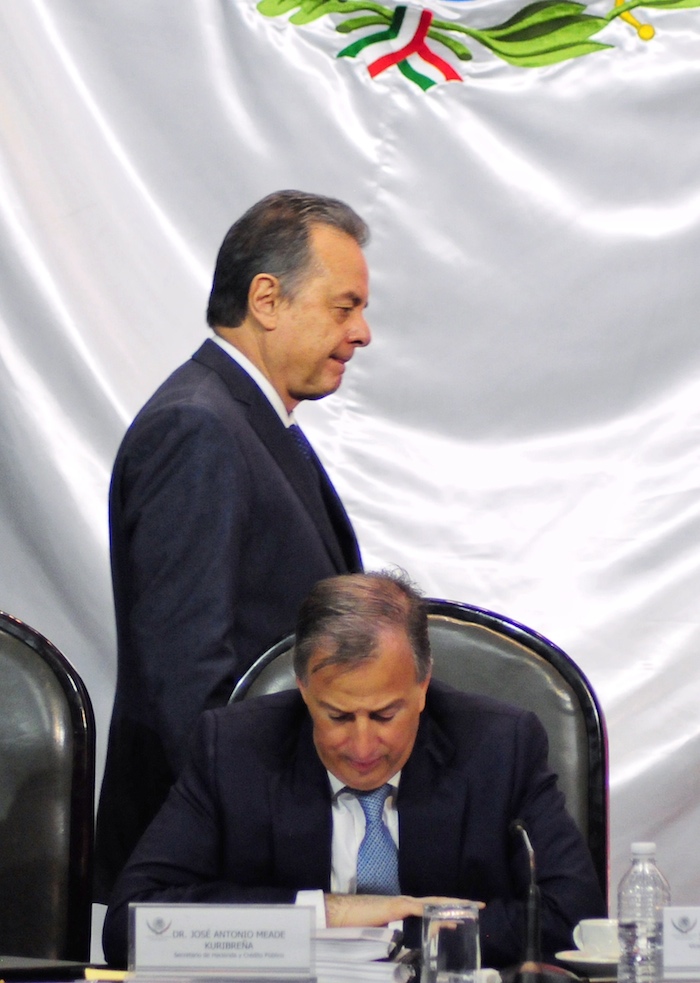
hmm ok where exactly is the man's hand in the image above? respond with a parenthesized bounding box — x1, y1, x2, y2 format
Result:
(325, 894, 485, 928)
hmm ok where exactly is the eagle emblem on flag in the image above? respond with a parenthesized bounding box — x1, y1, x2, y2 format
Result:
(256, 0, 699, 89)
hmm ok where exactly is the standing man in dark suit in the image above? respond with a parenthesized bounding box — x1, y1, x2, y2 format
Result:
(102, 571, 606, 967)
(95, 191, 371, 901)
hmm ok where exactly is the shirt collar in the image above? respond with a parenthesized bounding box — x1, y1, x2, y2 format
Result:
(328, 772, 401, 800)
(211, 334, 294, 427)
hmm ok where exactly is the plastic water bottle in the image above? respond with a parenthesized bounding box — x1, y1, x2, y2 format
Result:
(617, 842, 671, 983)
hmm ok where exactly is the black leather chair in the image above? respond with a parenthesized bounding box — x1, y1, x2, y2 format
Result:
(0, 612, 95, 960)
(231, 598, 608, 900)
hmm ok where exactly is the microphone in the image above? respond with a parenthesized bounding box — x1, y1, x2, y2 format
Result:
(511, 819, 541, 966)
(501, 819, 581, 983)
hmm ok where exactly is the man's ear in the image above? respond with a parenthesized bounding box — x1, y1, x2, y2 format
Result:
(296, 676, 311, 708)
(418, 671, 431, 712)
(248, 273, 281, 329)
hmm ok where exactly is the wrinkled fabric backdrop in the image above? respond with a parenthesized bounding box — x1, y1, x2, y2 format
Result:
(2, 0, 699, 942)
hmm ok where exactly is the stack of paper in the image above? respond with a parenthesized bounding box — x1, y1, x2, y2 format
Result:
(314, 927, 414, 983)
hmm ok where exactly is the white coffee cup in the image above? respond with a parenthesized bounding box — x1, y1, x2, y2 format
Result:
(573, 918, 620, 957)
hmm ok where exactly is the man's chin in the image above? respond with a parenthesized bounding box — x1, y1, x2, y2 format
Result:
(290, 376, 343, 404)
(340, 764, 390, 791)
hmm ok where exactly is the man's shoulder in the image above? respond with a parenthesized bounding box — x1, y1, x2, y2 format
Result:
(426, 678, 525, 721)
(115, 342, 266, 459)
(207, 690, 307, 742)
(419, 680, 546, 771)
(195, 691, 312, 774)
(136, 341, 250, 417)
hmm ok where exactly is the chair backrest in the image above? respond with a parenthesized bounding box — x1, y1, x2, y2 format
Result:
(0, 612, 95, 961)
(231, 598, 608, 900)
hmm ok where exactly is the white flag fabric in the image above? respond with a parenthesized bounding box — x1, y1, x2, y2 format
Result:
(1, 0, 700, 921)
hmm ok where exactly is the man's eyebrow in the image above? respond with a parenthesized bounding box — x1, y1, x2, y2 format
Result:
(317, 698, 405, 714)
(369, 699, 404, 714)
(318, 701, 352, 714)
(334, 290, 368, 308)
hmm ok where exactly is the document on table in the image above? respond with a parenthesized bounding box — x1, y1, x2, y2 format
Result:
(314, 926, 412, 983)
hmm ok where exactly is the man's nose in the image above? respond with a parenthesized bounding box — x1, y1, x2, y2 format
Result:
(349, 313, 371, 348)
(350, 719, 378, 757)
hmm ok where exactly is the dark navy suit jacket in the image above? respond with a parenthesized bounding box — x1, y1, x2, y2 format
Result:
(102, 682, 606, 967)
(95, 340, 361, 900)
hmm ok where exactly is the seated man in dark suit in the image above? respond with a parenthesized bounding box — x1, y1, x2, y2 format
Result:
(102, 571, 606, 968)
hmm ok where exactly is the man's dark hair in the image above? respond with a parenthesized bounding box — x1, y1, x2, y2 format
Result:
(206, 190, 369, 328)
(293, 570, 432, 684)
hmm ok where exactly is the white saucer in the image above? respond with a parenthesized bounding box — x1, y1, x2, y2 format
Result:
(555, 949, 618, 977)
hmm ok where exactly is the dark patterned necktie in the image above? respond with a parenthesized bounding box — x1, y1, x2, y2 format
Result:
(289, 423, 315, 463)
(355, 785, 400, 895)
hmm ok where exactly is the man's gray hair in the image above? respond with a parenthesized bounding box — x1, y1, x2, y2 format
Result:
(206, 189, 369, 329)
(293, 570, 432, 684)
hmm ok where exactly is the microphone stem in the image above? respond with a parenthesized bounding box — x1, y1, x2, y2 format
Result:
(513, 821, 542, 965)
(525, 881, 542, 964)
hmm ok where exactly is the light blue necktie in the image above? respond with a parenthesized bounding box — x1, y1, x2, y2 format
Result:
(355, 784, 400, 896)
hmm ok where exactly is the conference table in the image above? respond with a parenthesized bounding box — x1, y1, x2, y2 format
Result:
(1, 951, 698, 983)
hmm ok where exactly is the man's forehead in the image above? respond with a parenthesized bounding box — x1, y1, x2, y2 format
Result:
(308, 223, 366, 265)
(308, 220, 356, 244)
(306, 628, 419, 685)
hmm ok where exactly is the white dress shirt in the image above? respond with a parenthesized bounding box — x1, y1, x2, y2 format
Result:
(211, 335, 295, 427)
(297, 772, 401, 927)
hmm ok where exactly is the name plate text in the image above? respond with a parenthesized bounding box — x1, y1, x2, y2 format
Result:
(129, 903, 314, 977)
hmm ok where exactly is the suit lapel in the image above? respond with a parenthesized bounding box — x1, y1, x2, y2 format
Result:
(398, 710, 470, 897)
(192, 341, 359, 573)
(270, 712, 333, 891)
(303, 442, 362, 573)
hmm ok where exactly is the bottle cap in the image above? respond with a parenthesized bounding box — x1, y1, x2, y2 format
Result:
(631, 841, 656, 856)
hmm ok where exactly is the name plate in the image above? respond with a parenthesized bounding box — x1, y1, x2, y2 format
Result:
(664, 907, 700, 979)
(129, 903, 314, 977)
